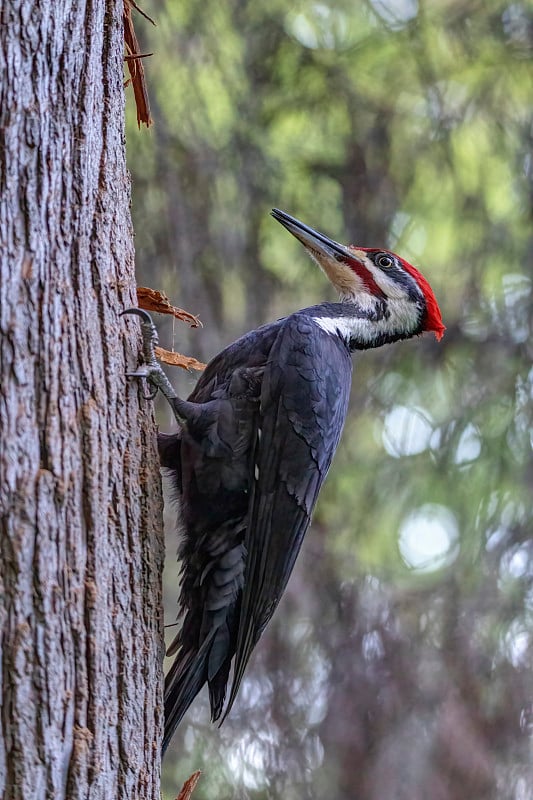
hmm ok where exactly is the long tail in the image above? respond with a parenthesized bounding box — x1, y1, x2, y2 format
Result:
(163, 541, 245, 752)
(163, 632, 216, 753)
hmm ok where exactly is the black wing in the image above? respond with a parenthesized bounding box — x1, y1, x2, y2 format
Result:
(224, 313, 352, 716)
(162, 314, 351, 743)
(162, 323, 285, 749)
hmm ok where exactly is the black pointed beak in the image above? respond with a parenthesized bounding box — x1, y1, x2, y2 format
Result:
(271, 208, 355, 263)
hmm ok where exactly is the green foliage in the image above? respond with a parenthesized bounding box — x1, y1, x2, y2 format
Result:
(127, 1, 533, 797)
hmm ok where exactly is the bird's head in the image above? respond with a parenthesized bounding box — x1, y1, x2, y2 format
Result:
(271, 208, 445, 342)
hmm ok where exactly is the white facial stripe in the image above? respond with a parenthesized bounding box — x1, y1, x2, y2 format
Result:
(312, 296, 420, 344)
(364, 259, 411, 299)
(312, 316, 372, 342)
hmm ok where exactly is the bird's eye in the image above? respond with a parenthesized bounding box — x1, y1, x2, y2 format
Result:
(377, 254, 394, 269)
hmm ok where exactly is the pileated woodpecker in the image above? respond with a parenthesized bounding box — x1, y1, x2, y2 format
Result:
(125, 209, 444, 752)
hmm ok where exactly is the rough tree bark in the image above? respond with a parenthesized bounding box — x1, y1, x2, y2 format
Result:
(0, 3, 164, 799)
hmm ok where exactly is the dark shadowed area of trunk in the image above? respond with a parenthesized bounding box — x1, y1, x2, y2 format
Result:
(0, 3, 164, 798)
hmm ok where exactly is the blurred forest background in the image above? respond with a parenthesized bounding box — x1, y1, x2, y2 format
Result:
(126, 1, 533, 798)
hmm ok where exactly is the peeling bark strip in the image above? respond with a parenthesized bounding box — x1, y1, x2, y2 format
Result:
(176, 771, 201, 800)
(0, 3, 164, 800)
(136, 287, 202, 328)
(154, 346, 206, 372)
(123, 0, 154, 127)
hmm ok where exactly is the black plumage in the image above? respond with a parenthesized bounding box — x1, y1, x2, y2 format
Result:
(161, 308, 352, 751)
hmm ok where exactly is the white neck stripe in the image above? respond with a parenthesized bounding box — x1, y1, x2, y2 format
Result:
(312, 296, 421, 345)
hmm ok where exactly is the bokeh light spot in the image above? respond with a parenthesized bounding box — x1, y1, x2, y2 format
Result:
(399, 504, 459, 572)
(382, 405, 433, 457)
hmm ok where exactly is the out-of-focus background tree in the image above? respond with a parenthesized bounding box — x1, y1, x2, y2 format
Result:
(127, 1, 533, 797)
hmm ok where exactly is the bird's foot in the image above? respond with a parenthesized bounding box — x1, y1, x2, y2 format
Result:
(121, 307, 179, 405)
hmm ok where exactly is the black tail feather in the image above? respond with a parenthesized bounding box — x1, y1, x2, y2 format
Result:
(163, 632, 215, 753)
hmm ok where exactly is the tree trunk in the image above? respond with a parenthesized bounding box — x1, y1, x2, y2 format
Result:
(0, 3, 164, 798)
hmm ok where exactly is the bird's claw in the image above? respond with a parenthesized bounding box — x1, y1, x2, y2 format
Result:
(121, 307, 160, 363)
(122, 307, 179, 404)
(124, 369, 159, 400)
